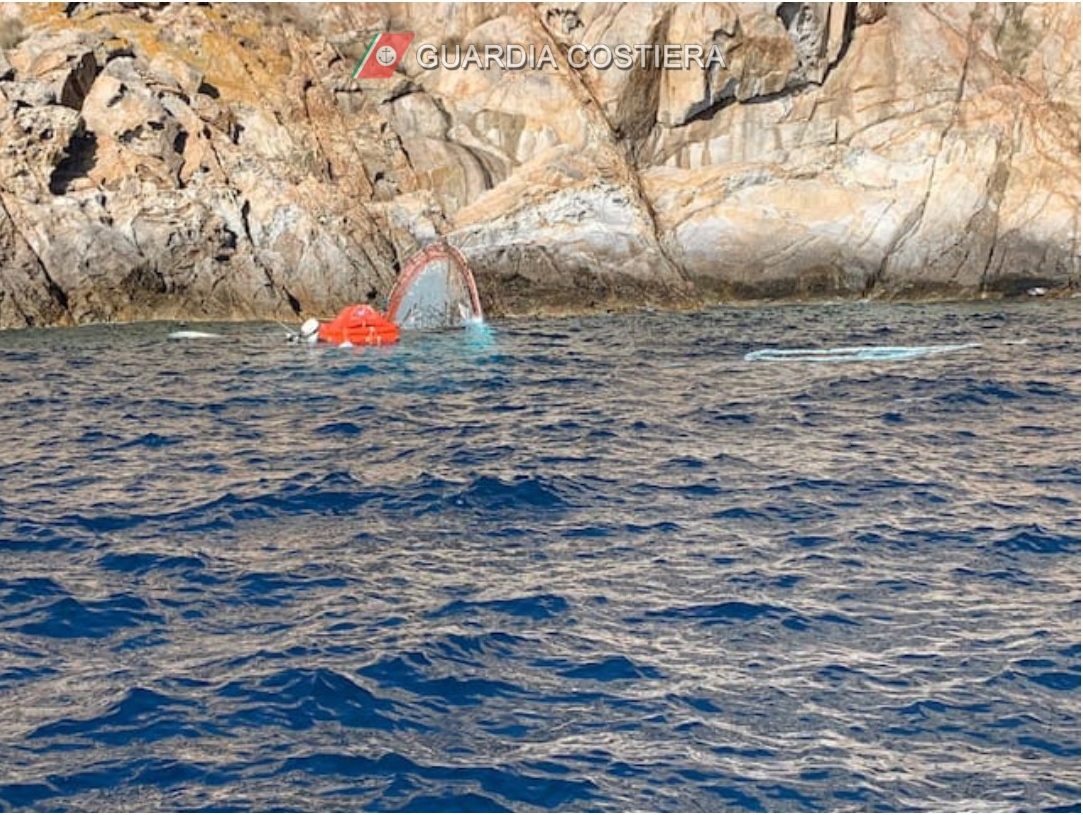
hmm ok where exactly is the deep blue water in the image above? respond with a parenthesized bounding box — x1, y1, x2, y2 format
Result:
(0, 301, 1078, 812)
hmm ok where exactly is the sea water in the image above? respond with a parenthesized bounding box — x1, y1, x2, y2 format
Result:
(0, 301, 1078, 811)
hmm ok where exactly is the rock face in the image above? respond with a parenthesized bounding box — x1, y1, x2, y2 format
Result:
(0, 2, 1077, 328)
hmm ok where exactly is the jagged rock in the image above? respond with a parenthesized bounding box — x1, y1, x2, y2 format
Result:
(0, 103, 83, 199)
(640, 2, 1080, 298)
(94, 34, 135, 63)
(0, 76, 56, 107)
(386, 91, 448, 140)
(57, 50, 96, 108)
(0, 2, 1076, 328)
(657, 4, 739, 128)
(0, 197, 70, 327)
(777, 2, 850, 85)
(450, 146, 691, 313)
(6, 28, 99, 109)
(396, 137, 494, 213)
(856, 3, 888, 26)
(81, 70, 184, 186)
(147, 50, 202, 98)
(539, 3, 670, 137)
(159, 94, 224, 185)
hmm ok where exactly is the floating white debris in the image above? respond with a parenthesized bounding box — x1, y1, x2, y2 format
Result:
(744, 343, 981, 363)
(168, 330, 224, 340)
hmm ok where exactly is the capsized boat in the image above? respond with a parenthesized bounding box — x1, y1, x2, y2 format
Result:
(386, 241, 483, 330)
(297, 241, 483, 345)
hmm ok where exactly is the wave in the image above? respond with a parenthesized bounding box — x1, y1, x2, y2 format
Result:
(0, 303, 1078, 811)
(12, 594, 163, 640)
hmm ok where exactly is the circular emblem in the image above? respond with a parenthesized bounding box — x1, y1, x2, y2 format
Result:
(375, 45, 398, 67)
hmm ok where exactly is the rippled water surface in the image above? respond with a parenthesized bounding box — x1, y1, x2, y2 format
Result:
(0, 301, 1079, 812)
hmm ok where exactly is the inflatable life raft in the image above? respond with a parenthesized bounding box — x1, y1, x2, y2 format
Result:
(300, 304, 400, 346)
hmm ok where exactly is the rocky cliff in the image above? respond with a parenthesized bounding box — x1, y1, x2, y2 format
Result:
(0, 2, 1078, 328)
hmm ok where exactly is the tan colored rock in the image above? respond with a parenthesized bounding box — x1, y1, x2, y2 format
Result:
(386, 91, 449, 140)
(855, 3, 887, 27)
(0, 195, 70, 327)
(0, 2, 1076, 328)
(6, 28, 100, 109)
(546, 3, 671, 137)
(640, 2, 1079, 299)
(450, 145, 690, 313)
(657, 3, 739, 128)
(81, 69, 183, 187)
(147, 50, 202, 99)
(397, 136, 494, 213)
(0, 103, 83, 199)
(158, 94, 225, 185)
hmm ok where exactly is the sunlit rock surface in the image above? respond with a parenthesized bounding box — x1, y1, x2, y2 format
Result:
(0, 2, 1077, 327)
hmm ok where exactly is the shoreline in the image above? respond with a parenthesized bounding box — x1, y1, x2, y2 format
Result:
(1, 287, 1076, 334)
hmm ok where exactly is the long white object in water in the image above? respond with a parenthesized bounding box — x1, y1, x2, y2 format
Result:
(168, 330, 224, 340)
(744, 343, 981, 363)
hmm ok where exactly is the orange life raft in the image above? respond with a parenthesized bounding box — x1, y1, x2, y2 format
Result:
(309, 304, 400, 346)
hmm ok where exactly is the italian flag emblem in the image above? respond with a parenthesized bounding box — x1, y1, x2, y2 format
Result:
(353, 32, 415, 79)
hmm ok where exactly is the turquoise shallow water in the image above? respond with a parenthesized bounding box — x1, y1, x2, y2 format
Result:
(0, 301, 1079, 811)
